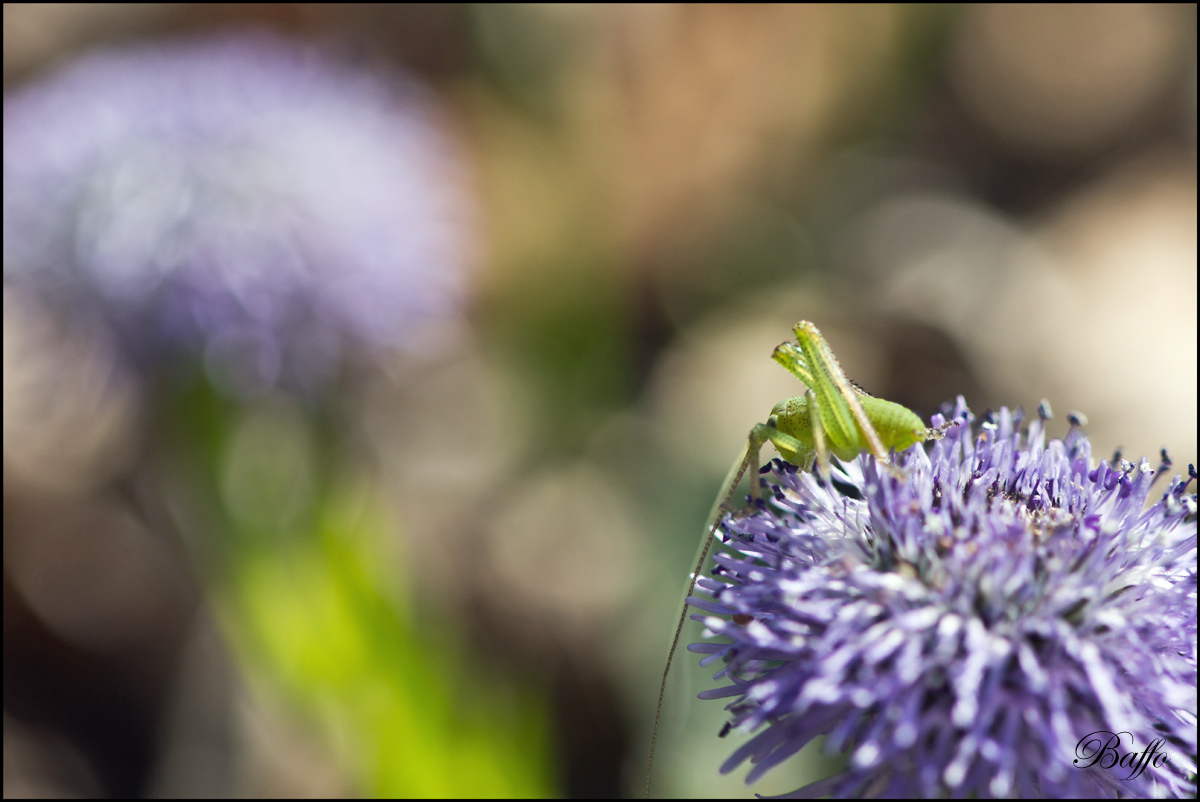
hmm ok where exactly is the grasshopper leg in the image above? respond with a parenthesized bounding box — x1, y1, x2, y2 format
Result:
(792, 322, 895, 470)
(771, 342, 815, 387)
(747, 420, 808, 500)
(805, 389, 832, 484)
(780, 326, 907, 480)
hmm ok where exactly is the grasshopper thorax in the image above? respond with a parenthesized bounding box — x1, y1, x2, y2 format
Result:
(769, 395, 815, 466)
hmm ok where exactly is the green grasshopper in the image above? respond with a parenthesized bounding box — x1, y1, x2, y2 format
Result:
(645, 320, 955, 796)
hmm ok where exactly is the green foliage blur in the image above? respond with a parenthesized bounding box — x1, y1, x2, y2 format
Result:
(168, 373, 553, 796)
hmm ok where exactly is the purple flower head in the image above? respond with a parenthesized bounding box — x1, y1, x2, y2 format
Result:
(4, 33, 472, 394)
(691, 398, 1196, 798)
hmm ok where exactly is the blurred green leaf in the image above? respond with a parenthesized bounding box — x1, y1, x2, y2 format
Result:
(186, 394, 558, 798)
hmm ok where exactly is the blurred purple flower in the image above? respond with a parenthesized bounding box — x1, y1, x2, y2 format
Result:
(691, 398, 1196, 798)
(4, 33, 472, 394)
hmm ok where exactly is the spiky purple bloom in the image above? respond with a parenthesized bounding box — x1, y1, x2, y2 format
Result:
(4, 33, 471, 394)
(689, 398, 1197, 798)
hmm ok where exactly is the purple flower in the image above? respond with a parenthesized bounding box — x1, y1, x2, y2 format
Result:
(690, 398, 1196, 798)
(4, 33, 472, 394)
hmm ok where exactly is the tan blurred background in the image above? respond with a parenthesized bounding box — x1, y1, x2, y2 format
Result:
(4, 4, 1196, 798)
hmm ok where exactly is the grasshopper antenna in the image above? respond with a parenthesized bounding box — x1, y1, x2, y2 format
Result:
(646, 441, 754, 797)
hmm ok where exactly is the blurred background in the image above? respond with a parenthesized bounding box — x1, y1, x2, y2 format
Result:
(3, 4, 1195, 798)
